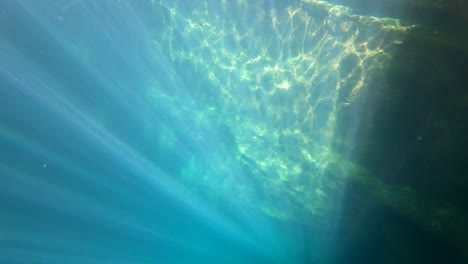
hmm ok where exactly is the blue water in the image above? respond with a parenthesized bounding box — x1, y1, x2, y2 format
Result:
(1, 0, 466, 263)
(0, 1, 326, 263)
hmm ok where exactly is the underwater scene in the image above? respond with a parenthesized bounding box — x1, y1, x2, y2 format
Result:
(1, 0, 467, 263)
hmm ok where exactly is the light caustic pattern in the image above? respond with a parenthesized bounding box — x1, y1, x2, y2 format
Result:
(151, 0, 410, 221)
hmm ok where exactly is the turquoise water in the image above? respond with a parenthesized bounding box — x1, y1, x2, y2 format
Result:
(1, 1, 467, 263)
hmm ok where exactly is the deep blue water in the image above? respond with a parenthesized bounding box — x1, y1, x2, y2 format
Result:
(0, 1, 323, 263)
(1, 0, 467, 263)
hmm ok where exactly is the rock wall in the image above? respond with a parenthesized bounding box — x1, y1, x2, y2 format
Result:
(150, 0, 409, 220)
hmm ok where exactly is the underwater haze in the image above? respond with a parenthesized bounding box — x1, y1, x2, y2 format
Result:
(1, 0, 468, 263)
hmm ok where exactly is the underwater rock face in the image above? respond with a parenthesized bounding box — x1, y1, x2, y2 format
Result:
(149, 2, 468, 257)
(150, 0, 410, 220)
(328, 0, 468, 26)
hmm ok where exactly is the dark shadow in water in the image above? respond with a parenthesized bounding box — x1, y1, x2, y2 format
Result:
(334, 1, 468, 263)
